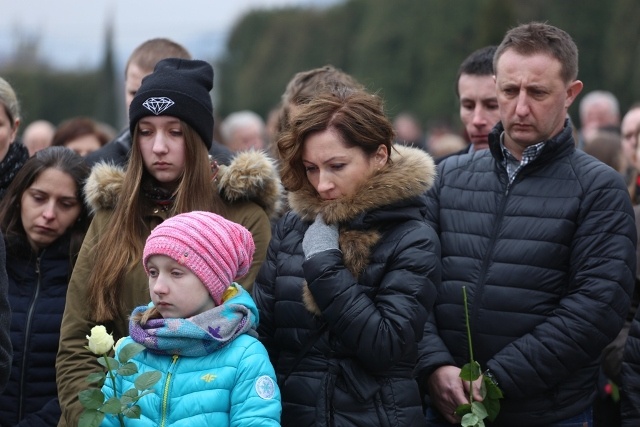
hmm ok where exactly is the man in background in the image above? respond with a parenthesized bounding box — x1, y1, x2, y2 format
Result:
(436, 45, 499, 163)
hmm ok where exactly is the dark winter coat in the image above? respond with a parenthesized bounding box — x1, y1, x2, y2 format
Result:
(0, 235, 74, 426)
(0, 235, 11, 394)
(622, 306, 640, 426)
(418, 121, 636, 426)
(254, 145, 441, 426)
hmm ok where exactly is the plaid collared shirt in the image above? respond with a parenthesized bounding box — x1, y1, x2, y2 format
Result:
(499, 132, 546, 186)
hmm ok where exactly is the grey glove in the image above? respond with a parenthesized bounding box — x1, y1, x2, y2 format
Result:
(302, 214, 339, 259)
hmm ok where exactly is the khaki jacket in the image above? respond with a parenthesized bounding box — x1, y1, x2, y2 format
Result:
(56, 151, 282, 426)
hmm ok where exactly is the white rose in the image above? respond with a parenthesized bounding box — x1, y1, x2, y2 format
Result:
(86, 325, 115, 355)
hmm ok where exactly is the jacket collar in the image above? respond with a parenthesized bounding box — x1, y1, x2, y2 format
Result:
(488, 119, 575, 163)
(84, 150, 283, 218)
(288, 144, 436, 224)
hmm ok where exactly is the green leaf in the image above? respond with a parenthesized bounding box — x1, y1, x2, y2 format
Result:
(121, 388, 138, 404)
(459, 361, 482, 381)
(78, 389, 104, 410)
(455, 402, 472, 416)
(471, 401, 488, 419)
(484, 376, 504, 399)
(461, 412, 479, 427)
(100, 397, 123, 414)
(119, 342, 146, 363)
(484, 397, 501, 421)
(123, 404, 142, 419)
(117, 361, 139, 376)
(78, 409, 105, 427)
(85, 372, 106, 385)
(97, 356, 119, 370)
(135, 371, 162, 390)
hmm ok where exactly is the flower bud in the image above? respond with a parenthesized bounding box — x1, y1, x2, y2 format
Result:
(86, 325, 115, 355)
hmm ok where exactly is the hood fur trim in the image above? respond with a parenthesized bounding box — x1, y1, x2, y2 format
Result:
(84, 150, 283, 217)
(84, 162, 126, 214)
(288, 144, 435, 223)
(217, 150, 283, 218)
(297, 145, 434, 316)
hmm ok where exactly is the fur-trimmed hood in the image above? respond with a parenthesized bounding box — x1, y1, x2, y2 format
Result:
(288, 144, 436, 223)
(83, 150, 283, 217)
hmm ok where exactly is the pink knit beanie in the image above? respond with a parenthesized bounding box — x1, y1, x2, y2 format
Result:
(142, 211, 255, 305)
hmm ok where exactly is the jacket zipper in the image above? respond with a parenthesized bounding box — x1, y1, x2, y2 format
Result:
(18, 252, 43, 421)
(160, 354, 179, 427)
(469, 166, 511, 341)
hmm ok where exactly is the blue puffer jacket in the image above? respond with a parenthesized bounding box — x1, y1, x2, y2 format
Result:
(0, 234, 72, 427)
(418, 121, 636, 426)
(100, 290, 281, 427)
(254, 145, 440, 426)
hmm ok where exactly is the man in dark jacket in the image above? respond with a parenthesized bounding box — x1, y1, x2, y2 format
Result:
(419, 22, 636, 426)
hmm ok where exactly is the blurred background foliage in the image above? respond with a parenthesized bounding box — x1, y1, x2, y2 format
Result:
(3, 0, 640, 134)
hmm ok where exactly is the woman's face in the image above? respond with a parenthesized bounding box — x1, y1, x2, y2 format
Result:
(65, 134, 102, 157)
(302, 129, 387, 200)
(0, 106, 19, 160)
(138, 116, 186, 189)
(21, 168, 82, 250)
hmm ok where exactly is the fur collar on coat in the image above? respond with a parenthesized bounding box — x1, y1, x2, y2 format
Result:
(288, 144, 436, 223)
(83, 150, 283, 217)
(288, 144, 436, 315)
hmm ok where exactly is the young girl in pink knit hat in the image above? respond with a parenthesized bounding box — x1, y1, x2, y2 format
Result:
(100, 211, 281, 426)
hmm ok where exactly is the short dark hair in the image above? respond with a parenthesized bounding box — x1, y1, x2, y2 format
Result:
(278, 88, 393, 192)
(494, 22, 579, 83)
(455, 45, 497, 97)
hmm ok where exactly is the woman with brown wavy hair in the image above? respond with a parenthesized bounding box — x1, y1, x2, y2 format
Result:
(254, 87, 440, 426)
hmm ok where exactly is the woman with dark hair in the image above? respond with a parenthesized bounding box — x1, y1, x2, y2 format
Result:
(55, 58, 282, 426)
(254, 87, 441, 426)
(0, 146, 90, 426)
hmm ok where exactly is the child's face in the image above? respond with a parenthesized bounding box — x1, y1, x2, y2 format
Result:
(147, 255, 215, 318)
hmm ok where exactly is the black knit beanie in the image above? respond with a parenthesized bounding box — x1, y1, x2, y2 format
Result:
(129, 58, 214, 149)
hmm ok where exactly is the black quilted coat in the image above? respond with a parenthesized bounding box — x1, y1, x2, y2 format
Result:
(254, 145, 441, 427)
(0, 235, 72, 426)
(418, 122, 636, 426)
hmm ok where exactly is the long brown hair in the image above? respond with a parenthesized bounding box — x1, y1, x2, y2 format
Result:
(87, 121, 225, 322)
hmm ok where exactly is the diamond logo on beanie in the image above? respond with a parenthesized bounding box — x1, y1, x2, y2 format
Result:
(142, 97, 175, 115)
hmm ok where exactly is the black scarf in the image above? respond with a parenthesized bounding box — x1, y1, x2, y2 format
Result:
(0, 142, 29, 200)
(141, 177, 175, 211)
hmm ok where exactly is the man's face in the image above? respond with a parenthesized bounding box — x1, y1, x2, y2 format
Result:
(495, 50, 582, 156)
(124, 63, 150, 113)
(458, 74, 500, 150)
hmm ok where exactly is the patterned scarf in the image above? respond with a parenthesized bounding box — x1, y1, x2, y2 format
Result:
(129, 284, 258, 356)
(0, 142, 28, 199)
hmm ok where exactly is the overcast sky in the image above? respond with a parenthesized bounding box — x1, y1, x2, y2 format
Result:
(0, 0, 339, 70)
